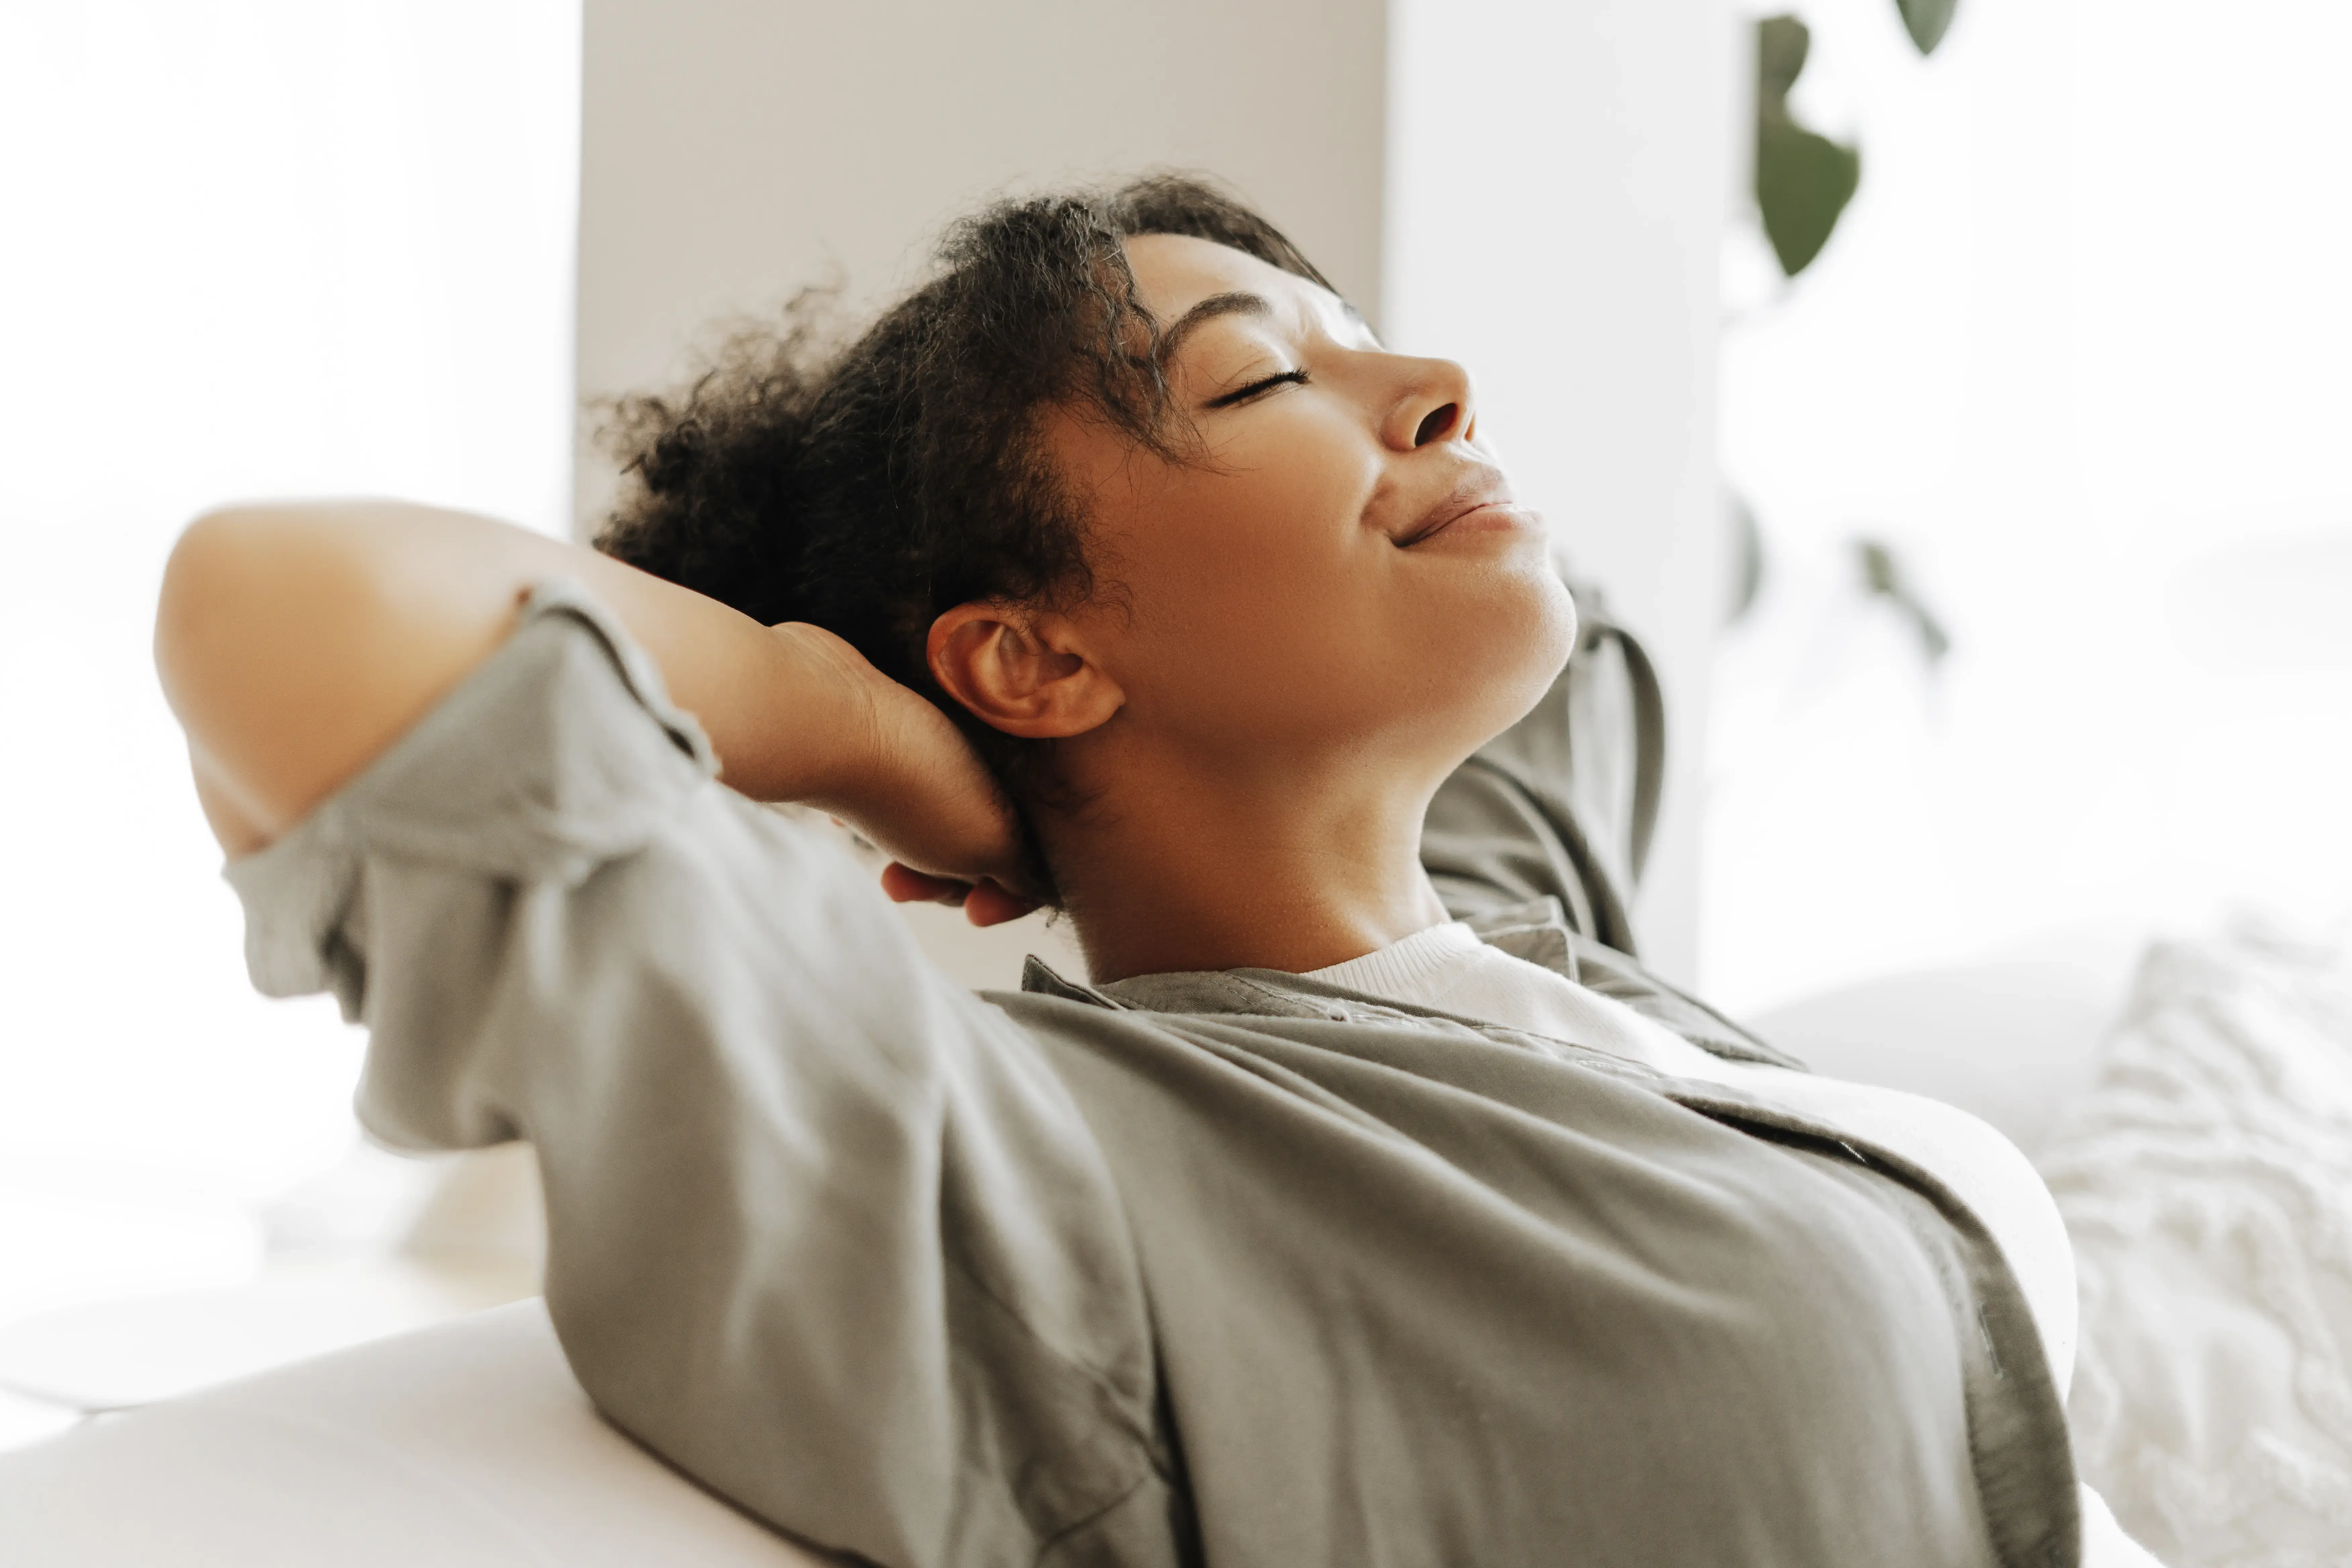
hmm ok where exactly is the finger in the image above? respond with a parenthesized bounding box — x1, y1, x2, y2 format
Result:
(880, 862, 972, 907)
(964, 878, 1040, 928)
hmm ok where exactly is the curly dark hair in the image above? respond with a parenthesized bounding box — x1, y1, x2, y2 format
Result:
(595, 175, 1336, 852)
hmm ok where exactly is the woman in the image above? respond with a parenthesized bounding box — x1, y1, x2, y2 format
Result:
(157, 177, 2154, 1566)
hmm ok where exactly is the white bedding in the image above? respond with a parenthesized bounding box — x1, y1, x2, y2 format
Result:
(2039, 923, 2352, 1566)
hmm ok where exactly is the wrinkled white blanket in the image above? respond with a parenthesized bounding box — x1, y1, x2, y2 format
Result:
(2041, 922, 2352, 1567)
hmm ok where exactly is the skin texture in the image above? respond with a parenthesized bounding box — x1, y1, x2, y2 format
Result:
(155, 234, 1575, 982)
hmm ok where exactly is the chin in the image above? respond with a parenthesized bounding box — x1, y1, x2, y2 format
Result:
(1408, 562, 1579, 756)
(1485, 556, 1580, 710)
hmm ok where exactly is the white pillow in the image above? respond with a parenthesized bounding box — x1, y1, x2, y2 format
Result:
(2037, 922, 2352, 1566)
(1745, 949, 2131, 1156)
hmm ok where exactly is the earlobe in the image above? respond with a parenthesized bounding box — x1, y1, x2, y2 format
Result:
(926, 602, 1122, 741)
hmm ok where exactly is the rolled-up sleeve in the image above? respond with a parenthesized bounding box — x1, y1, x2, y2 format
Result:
(225, 581, 1176, 1568)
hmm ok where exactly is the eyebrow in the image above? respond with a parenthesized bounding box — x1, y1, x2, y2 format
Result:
(1155, 291, 1275, 366)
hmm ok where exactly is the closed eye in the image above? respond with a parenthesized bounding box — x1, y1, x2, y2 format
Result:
(1204, 369, 1308, 410)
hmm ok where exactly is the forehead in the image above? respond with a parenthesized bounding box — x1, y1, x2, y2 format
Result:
(1121, 232, 1355, 339)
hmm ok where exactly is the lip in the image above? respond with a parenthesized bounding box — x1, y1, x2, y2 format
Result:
(1398, 474, 1535, 546)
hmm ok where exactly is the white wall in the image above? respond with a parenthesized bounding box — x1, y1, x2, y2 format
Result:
(0, 1, 579, 1326)
(1385, 0, 1736, 981)
(575, 0, 1388, 529)
(576, 0, 1730, 982)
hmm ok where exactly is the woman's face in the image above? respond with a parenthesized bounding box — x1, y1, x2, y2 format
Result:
(1041, 233, 1576, 787)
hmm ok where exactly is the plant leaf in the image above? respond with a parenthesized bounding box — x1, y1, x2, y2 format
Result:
(1753, 15, 1861, 278)
(1757, 14, 1810, 104)
(1894, 0, 1958, 55)
(1725, 494, 1767, 628)
(1852, 537, 1951, 664)
(1756, 120, 1861, 277)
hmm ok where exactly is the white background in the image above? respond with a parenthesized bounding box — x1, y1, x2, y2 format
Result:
(0, 1, 579, 1325)
(1705, 0, 2352, 1010)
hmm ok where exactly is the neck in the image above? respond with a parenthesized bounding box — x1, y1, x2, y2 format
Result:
(1040, 739, 1452, 984)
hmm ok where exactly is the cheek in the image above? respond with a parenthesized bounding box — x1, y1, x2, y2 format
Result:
(1117, 432, 1373, 663)
(1119, 537, 1574, 757)
(1190, 434, 1368, 580)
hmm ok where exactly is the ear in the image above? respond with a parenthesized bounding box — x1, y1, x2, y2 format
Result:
(926, 602, 1124, 740)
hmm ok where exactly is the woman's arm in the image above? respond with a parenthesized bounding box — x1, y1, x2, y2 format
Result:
(191, 568, 1163, 1565)
(155, 500, 1028, 900)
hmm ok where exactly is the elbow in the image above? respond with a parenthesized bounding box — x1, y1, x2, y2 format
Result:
(153, 499, 517, 841)
(156, 506, 322, 852)
(154, 504, 381, 835)
(154, 506, 289, 721)
(157, 509, 248, 711)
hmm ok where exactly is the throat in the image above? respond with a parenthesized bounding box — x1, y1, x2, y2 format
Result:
(1042, 785, 1452, 985)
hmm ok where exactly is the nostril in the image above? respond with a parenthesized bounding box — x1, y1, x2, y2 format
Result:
(1413, 403, 1458, 447)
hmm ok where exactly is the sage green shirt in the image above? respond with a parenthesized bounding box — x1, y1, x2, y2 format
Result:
(228, 582, 2079, 1568)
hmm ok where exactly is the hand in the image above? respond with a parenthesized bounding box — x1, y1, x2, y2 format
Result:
(877, 863, 1039, 928)
(775, 623, 1043, 928)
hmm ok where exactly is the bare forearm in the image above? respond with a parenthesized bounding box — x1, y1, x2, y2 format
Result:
(155, 501, 871, 851)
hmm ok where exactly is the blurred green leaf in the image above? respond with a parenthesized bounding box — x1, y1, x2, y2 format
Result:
(1725, 494, 1767, 628)
(1754, 15, 1861, 278)
(1895, 0, 1958, 55)
(1853, 537, 1951, 665)
(1757, 123, 1861, 276)
(1757, 13, 1810, 101)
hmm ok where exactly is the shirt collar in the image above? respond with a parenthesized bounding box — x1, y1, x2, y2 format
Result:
(1016, 895, 1579, 1015)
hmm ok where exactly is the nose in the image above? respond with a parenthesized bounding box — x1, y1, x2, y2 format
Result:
(1383, 355, 1478, 452)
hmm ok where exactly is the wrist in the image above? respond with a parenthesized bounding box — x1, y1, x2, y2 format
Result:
(728, 621, 893, 810)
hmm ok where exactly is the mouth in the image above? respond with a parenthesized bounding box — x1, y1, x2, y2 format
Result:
(1395, 471, 1534, 547)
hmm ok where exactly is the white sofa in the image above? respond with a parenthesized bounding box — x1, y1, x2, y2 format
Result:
(0, 1298, 825, 1567)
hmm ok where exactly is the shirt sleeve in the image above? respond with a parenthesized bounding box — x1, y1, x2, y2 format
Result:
(1420, 576, 1664, 955)
(223, 581, 1180, 1568)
